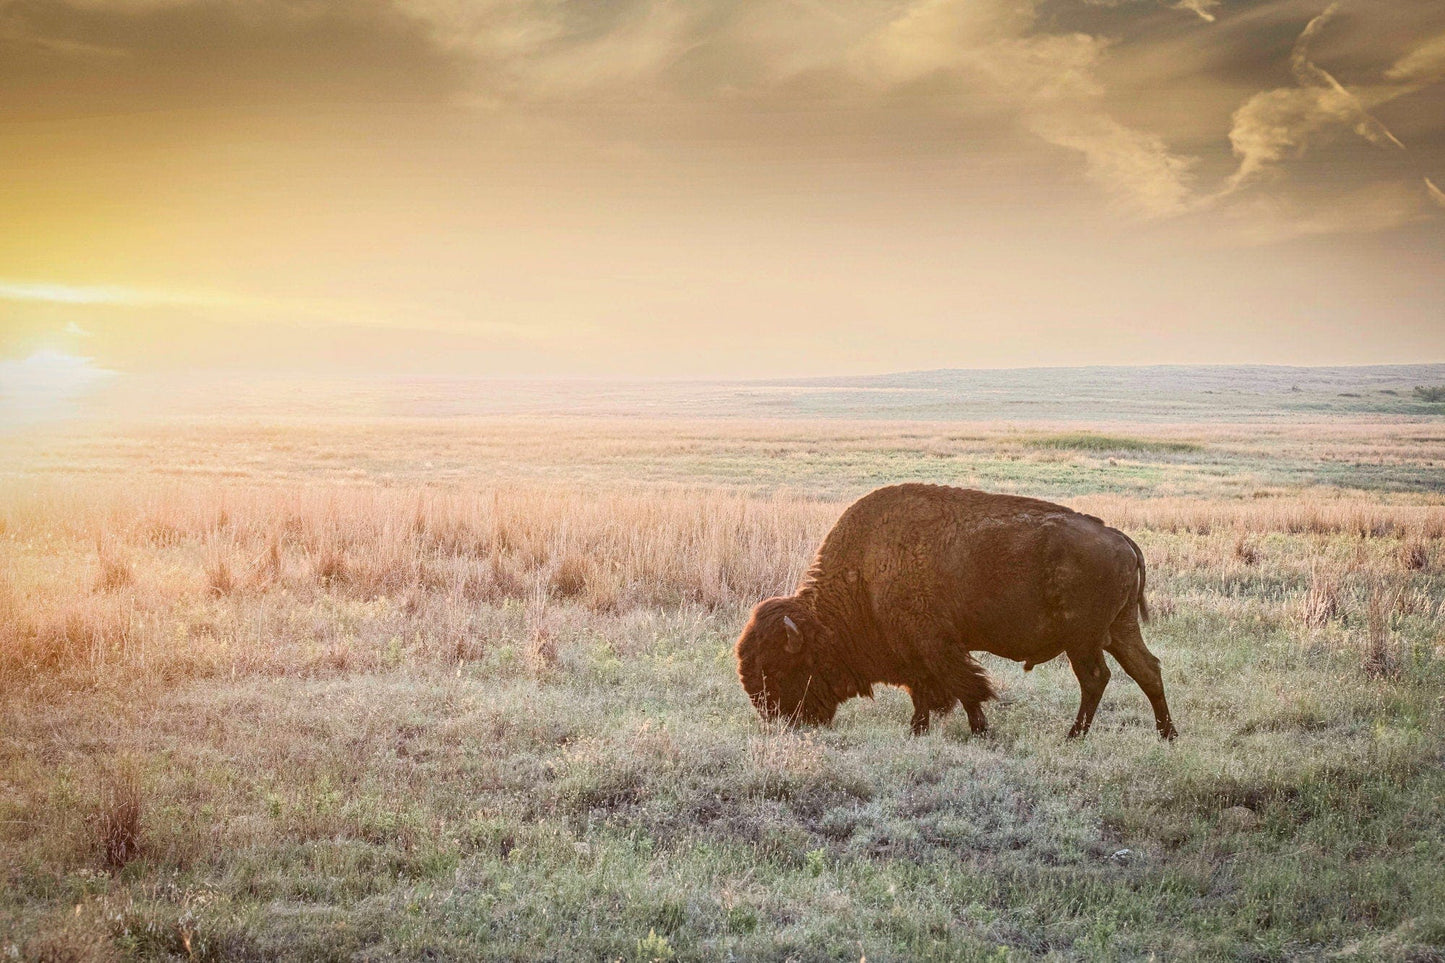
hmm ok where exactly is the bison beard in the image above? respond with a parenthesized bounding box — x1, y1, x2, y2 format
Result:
(735, 484, 1178, 740)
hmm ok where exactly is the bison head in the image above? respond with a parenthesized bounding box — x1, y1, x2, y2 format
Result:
(735, 596, 838, 726)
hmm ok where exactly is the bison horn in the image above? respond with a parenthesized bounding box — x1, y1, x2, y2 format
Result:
(782, 615, 803, 653)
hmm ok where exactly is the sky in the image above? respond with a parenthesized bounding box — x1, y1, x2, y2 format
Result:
(1, 0, 1443, 382)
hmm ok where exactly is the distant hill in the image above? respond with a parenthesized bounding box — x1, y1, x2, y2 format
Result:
(723, 364, 1445, 422)
(79, 363, 1445, 424)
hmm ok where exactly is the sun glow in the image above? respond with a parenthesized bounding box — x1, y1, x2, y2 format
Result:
(0, 349, 116, 430)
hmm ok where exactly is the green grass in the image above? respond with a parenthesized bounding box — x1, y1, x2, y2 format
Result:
(4, 538, 1445, 961)
(13, 417, 1445, 500)
(1018, 433, 1203, 455)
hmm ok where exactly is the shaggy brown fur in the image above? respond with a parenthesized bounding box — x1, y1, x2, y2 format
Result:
(736, 484, 1177, 740)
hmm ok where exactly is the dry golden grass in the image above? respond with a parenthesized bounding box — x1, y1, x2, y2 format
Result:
(3, 478, 1442, 693)
(92, 543, 134, 593)
(1069, 492, 1445, 539)
(0, 483, 836, 688)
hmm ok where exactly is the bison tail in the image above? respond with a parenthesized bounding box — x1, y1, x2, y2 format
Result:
(1138, 562, 1150, 623)
(1120, 531, 1150, 624)
(965, 654, 998, 705)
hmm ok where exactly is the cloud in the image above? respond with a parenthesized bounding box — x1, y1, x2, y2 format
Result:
(1384, 32, 1445, 85)
(964, 32, 1198, 216)
(1427, 177, 1445, 209)
(860, 0, 1035, 82)
(0, 276, 593, 350)
(1225, 4, 1411, 192)
(0, 281, 142, 304)
(2, 0, 1440, 240)
(0, 0, 462, 118)
(1028, 111, 1196, 216)
(1227, 86, 1365, 187)
(1224, 178, 1434, 244)
(0, 281, 209, 306)
(402, 0, 1204, 219)
(1171, 0, 1220, 23)
(857, 2, 1196, 217)
(1078, 0, 1219, 21)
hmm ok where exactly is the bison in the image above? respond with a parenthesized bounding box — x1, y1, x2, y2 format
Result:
(736, 484, 1177, 740)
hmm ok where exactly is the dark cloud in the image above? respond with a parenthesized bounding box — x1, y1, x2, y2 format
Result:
(0, 0, 464, 119)
(0, 0, 1442, 235)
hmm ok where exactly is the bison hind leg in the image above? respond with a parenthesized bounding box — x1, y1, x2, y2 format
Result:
(1106, 619, 1178, 740)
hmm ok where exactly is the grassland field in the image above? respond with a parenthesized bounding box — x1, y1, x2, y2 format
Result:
(3, 367, 1445, 961)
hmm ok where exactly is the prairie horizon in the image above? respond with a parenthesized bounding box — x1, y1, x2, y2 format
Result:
(7, 362, 1445, 432)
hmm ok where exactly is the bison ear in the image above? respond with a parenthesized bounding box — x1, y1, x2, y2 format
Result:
(782, 615, 803, 654)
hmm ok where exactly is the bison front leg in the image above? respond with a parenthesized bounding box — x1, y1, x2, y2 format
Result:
(964, 702, 988, 735)
(1066, 648, 1111, 739)
(907, 683, 952, 736)
(908, 689, 932, 735)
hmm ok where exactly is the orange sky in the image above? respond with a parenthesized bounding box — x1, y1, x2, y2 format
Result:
(2, 0, 1443, 378)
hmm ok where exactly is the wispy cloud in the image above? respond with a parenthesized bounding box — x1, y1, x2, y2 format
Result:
(1225, 4, 1426, 195)
(0, 280, 226, 307)
(1224, 178, 1434, 245)
(0, 281, 147, 305)
(1427, 178, 1445, 209)
(857, 1, 1197, 217)
(1171, 0, 1220, 23)
(0, 277, 594, 348)
(1384, 32, 1445, 84)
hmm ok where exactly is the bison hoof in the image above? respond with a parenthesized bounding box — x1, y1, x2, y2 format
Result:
(1159, 722, 1179, 741)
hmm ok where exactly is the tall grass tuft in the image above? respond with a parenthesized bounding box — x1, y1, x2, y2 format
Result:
(0, 570, 17, 626)
(1234, 534, 1260, 566)
(206, 552, 236, 597)
(93, 542, 134, 593)
(1303, 565, 1340, 629)
(1362, 585, 1399, 678)
(95, 762, 143, 871)
(526, 587, 557, 673)
(550, 554, 591, 599)
(314, 545, 348, 587)
(253, 535, 284, 589)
